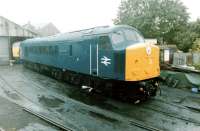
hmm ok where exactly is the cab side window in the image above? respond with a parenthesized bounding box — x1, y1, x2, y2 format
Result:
(111, 31, 125, 45)
(99, 36, 112, 50)
(124, 29, 144, 42)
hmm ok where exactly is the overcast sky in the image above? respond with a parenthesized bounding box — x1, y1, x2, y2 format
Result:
(0, 0, 199, 33)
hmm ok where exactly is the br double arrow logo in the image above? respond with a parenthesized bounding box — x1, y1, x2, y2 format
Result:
(101, 56, 111, 66)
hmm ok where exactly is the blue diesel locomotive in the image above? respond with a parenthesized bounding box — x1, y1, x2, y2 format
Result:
(21, 25, 160, 102)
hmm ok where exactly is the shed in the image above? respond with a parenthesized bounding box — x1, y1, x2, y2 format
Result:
(0, 16, 38, 65)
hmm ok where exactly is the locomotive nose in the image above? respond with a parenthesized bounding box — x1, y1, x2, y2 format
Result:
(125, 43, 160, 81)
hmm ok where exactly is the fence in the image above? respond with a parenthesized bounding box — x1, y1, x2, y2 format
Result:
(173, 52, 200, 66)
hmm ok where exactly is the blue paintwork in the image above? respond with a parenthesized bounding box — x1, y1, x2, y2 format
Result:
(21, 25, 144, 81)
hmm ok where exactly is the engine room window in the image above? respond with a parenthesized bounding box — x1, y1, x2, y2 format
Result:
(99, 36, 111, 50)
(124, 29, 144, 42)
(111, 31, 125, 45)
(25, 47, 28, 56)
(69, 45, 72, 56)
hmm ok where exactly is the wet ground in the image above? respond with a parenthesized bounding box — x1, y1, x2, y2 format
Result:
(0, 96, 58, 131)
(0, 65, 200, 131)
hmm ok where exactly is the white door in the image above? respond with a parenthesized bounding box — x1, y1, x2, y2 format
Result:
(0, 37, 9, 65)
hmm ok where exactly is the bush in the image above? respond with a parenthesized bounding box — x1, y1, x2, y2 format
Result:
(193, 64, 200, 70)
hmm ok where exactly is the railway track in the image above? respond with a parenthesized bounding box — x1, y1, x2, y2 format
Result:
(1, 68, 200, 131)
(152, 96, 200, 114)
(18, 72, 200, 127)
(0, 74, 76, 131)
(143, 105, 200, 125)
(23, 107, 74, 131)
(0, 72, 166, 131)
(129, 120, 164, 131)
(0, 73, 144, 130)
(138, 100, 200, 126)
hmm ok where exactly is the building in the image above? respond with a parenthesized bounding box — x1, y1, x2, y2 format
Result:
(0, 16, 38, 65)
(159, 44, 178, 64)
(36, 23, 60, 36)
(23, 22, 60, 37)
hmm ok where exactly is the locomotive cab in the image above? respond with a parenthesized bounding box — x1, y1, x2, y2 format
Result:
(109, 27, 160, 82)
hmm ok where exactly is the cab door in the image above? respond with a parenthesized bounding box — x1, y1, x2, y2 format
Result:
(91, 40, 98, 76)
(98, 36, 114, 79)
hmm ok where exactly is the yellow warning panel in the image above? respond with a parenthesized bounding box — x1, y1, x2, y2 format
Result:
(125, 43, 160, 81)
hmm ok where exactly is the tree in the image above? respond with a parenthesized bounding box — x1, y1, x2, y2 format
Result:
(190, 19, 200, 52)
(172, 28, 197, 52)
(114, 0, 190, 51)
(190, 19, 200, 37)
(192, 38, 200, 52)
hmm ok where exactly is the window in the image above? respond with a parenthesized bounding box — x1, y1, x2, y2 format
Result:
(39, 46, 42, 54)
(59, 46, 68, 55)
(25, 47, 28, 56)
(29, 47, 33, 53)
(0, 20, 3, 27)
(44, 47, 49, 54)
(49, 46, 53, 55)
(69, 45, 72, 56)
(99, 36, 112, 50)
(111, 31, 125, 45)
(55, 46, 58, 55)
(124, 29, 144, 42)
(41, 46, 45, 54)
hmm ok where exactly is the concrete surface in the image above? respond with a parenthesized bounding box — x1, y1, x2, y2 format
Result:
(0, 96, 58, 131)
(0, 65, 200, 131)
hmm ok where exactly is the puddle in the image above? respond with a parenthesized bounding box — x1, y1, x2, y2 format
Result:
(89, 111, 120, 123)
(182, 96, 200, 112)
(4, 90, 21, 100)
(0, 127, 5, 131)
(67, 88, 120, 111)
(19, 123, 57, 131)
(38, 96, 64, 108)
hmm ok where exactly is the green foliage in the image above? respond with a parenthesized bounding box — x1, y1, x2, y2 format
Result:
(190, 19, 200, 37)
(192, 38, 200, 52)
(114, 0, 195, 51)
(193, 64, 200, 70)
(172, 26, 198, 52)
